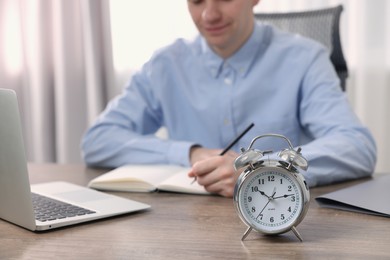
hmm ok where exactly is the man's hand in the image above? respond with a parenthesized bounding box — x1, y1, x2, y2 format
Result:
(188, 146, 240, 197)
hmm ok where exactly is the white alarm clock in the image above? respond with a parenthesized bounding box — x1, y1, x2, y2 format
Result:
(233, 134, 310, 241)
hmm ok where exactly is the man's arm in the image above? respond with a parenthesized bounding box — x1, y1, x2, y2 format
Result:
(81, 70, 197, 168)
(297, 48, 377, 187)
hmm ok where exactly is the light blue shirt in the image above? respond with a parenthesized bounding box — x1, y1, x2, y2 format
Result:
(81, 23, 377, 187)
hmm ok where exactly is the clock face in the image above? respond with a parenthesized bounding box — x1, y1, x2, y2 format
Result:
(236, 167, 304, 234)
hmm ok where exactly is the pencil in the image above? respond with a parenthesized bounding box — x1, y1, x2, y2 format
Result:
(219, 123, 255, 156)
(191, 122, 255, 184)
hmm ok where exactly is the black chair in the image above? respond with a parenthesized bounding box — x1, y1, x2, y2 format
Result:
(255, 5, 348, 91)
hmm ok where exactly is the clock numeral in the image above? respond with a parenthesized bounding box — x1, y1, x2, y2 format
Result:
(287, 206, 291, 212)
(259, 214, 263, 220)
(288, 185, 292, 192)
(248, 196, 252, 202)
(291, 196, 295, 202)
(270, 217, 274, 223)
(251, 186, 258, 192)
(251, 206, 256, 213)
(268, 176, 275, 182)
(258, 179, 265, 185)
(280, 178, 283, 184)
(281, 214, 285, 220)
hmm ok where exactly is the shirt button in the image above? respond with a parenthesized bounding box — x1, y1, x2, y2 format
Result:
(224, 78, 232, 85)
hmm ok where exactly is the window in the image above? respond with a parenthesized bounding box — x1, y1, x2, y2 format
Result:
(109, 1, 197, 73)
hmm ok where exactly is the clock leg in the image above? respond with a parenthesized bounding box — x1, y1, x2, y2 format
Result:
(291, 226, 303, 242)
(241, 227, 252, 241)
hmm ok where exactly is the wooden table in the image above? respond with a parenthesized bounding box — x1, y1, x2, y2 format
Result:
(1, 164, 389, 259)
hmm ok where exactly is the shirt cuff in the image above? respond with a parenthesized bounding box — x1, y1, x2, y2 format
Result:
(167, 141, 198, 167)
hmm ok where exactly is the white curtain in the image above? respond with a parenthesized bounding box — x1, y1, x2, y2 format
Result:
(0, 0, 114, 163)
(1, 0, 389, 173)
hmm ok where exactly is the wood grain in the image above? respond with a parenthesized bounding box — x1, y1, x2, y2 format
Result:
(0, 164, 389, 260)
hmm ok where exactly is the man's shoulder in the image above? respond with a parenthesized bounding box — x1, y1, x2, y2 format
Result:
(266, 24, 326, 54)
(150, 37, 199, 62)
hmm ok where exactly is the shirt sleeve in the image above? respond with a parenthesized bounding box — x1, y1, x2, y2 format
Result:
(81, 62, 197, 168)
(297, 48, 377, 187)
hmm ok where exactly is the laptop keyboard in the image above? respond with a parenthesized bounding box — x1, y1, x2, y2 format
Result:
(31, 193, 96, 222)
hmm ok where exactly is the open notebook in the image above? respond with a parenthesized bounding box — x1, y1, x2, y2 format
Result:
(0, 89, 150, 231)
(88, 164, 210, 195)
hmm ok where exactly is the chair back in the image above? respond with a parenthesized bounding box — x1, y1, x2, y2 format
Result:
(255, 5, 348, 91)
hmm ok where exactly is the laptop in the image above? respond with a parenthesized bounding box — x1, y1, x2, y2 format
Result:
(0, 89, 150, 231)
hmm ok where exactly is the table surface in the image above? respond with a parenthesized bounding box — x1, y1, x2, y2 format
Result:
(1, 164, 389, 260)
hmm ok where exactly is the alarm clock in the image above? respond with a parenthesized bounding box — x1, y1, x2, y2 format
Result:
(233, 133, 310, 241)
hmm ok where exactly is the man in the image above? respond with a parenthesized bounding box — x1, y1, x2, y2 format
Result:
(81, 0, 376, 197)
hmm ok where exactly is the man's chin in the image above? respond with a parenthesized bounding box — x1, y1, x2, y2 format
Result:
(204, 37, 229, 51)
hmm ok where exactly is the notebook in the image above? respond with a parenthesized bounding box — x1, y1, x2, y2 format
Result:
(0, 89, 150, 231)
(316, 174, 390, 217)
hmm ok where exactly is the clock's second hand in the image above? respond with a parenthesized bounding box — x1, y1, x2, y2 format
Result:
(256, 187, 277, 220)
(256, 200, 271, 220)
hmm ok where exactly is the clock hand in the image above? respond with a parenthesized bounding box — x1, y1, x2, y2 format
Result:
(257, 186, 277, 200)
(256, 188, 276, 220)
(271, 187, 277, 198)
(257, 190, 271, 199)
(256, 199, 271, 220)
(273, 194, 295, 199)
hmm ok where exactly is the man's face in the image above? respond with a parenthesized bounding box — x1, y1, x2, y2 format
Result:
(187, 0, 259, 58)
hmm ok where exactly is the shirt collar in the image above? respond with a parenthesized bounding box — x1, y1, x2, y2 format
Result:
(200, 39, 224, 78)
(199, 23, 270, 79)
